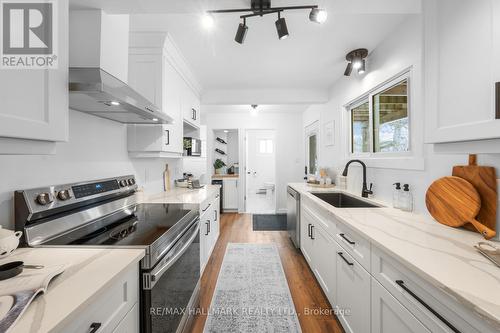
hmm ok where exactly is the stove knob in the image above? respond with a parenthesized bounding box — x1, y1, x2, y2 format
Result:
(57, 190, 71, 201)
(36, 193, 53, 205)
(128, 178, 136, 186)
(119, 180, 128, 187)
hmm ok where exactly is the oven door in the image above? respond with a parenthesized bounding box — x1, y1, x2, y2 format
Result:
(141, 219, 201, 333)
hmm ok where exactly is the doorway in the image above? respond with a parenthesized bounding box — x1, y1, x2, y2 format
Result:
(245, 129, 277, 214)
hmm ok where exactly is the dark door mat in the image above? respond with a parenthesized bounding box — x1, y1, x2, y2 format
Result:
(252, 214, 287, 231)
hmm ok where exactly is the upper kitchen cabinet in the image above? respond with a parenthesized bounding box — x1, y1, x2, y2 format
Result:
(182, 83, 201, 129)
(424, 0, 500, 143)
(0, 0, 68, 145)
(127, 33, 185, 158)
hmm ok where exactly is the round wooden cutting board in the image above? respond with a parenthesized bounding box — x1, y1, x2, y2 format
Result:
(425, 176, 496, 240)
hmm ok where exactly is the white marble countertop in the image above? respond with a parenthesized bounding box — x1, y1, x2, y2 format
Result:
(1, 247, 144, 333)
(289, 182, 500, 329)
(135, 185, 220, 205)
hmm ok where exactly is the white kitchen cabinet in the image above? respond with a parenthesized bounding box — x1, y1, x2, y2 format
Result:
(127, 33, 183, 157)
(336, 241, 371, 333)
(0, 0, 68, 144)
(182, 82, 201, 128)
(200, 193, 220, 272)
(113, 303, 140, 333)
(223, 178, 239, 211)
(372, 278, 430, 333)
(300, 208, 314, 264)
(310, 221, 337, 306)
(60, 263, 139, 333)
(424, 0, 500, 143)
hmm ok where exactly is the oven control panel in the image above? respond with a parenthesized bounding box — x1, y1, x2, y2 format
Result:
(17, 175, 138, 213)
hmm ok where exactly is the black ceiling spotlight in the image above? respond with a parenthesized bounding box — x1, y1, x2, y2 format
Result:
(235, 18, 248, 44)
(206, 0, 327, 44)
(275, 12, 289, 40)
(344, 48, 368, 76)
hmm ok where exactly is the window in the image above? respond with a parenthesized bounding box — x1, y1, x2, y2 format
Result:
(349, 76, 409, 155)
(258, 139, 273, 154)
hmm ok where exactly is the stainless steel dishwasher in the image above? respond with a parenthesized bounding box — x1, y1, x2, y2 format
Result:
(287, 186, 300, 248)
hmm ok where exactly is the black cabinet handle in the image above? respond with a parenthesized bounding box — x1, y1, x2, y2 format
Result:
(310, 225, 315, 240)
(395, 280, 461, 333)
(308, 223, 312, 238)
(165, 129, 170, 145)
(337, 252, 354, 266)
(339, 233, 355, 245)
(89, 323, 101, 333)
(214, 210, 218, 221)
(205, 221, 210, 235)
(202, 203, 211, 212)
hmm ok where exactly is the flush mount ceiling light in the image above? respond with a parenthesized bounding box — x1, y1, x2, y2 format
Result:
(344, 48, 368, 76)
(250, 104, 259, 116)
(206, 0, 327, 45)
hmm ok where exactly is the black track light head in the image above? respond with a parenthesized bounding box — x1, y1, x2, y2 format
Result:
(275, 13, 289, 40)
(235, 20, 248, 44)
(344, 63, 353, 76)
(345, 48, 368, 76)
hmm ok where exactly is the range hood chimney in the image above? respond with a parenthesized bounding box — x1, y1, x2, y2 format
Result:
(68, 10, 172, 124)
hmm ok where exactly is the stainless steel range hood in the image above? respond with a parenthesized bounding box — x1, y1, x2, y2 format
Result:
(69, 67, 173, 124)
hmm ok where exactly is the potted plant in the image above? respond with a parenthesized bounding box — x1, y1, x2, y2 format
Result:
(213, 159, 226, 175)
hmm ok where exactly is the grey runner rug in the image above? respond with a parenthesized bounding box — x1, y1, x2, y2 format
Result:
(203, 243, 302, 333)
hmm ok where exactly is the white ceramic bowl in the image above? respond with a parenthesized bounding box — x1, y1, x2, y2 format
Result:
(0, 228, 22, 258)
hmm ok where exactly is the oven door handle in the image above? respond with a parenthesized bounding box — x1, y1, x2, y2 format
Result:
(150, 220, 200, 283)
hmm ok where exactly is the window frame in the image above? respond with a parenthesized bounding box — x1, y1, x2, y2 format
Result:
(305, 121, 319, 177)
(347, 71, 412, 159)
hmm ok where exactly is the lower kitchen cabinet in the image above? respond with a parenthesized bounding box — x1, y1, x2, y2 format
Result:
(200, 194, 220, 272)
(301, 206, 337, 305)
(60, 264, 139, 333)
(372, 278, 430, 333)
(336, 242, 371, 333)
(223, 178, 238, 211)
(113, 303, 140, 333)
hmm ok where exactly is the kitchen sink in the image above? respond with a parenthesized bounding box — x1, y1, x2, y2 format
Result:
(311, 192, 382, 208)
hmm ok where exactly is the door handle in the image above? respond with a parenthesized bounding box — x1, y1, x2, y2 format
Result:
(89, 323, 102, 333)
(339, 233, 355, 245)
(308, 223, 312, 238)
(337, 252, 354, 266)
(214, 210, 218, 221)
(205, 221, 210, 235)
(310, 225, 315, 240)
(395, 280, 461, 333)
(165, 129, 170, 146)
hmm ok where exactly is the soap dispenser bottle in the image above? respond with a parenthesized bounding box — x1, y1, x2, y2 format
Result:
(401, 184, 413, 212)
(392, 183, 402, 209)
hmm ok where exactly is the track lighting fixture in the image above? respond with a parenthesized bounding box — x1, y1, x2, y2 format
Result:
(206, 0, 326, 44)
(235, 18, 248, 44)
(275, 12, 289, 40)
(309, 8, 327, 24)
(344, 48, 368, 76)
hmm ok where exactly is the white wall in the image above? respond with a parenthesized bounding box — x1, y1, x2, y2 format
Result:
(205, 110, 304, 213)
(226, 132, 239, 167)
(304, 14, 500, 214)
(0, 110, 182, 229)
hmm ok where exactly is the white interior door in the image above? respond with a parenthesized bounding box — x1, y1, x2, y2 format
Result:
(245, 130, 276, 214)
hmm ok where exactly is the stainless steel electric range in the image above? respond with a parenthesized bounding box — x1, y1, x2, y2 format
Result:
(15, 175, 200, 333)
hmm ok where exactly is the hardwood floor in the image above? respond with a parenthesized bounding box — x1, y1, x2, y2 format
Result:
(191, 213, 344, 333)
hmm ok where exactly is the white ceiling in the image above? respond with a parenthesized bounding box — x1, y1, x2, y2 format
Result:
(69, 0, 420, 103)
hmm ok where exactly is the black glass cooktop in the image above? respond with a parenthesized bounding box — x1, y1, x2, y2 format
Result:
(44, 203, 196, 247)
